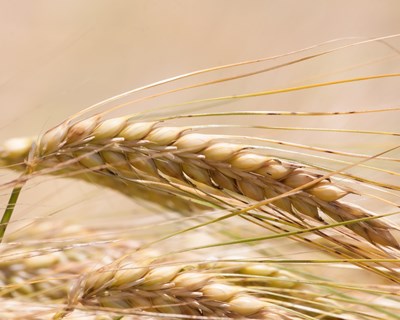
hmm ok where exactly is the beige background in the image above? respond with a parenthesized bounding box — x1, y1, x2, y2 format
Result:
(1, 1, 400, 134)
(0, 1, 399, 232)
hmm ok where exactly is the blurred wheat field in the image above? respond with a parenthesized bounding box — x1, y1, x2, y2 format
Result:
(1, 2, 400, 320)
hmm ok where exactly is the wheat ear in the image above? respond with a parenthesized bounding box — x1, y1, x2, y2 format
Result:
(68, 250, 352, 320)
(2, 221, 342, 320)
(0, 224, 140, 302)
(0, 115, 398, 249)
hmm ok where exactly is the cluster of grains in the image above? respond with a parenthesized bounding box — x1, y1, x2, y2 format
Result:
(0, 224, 141, 303)
(76, 257, 270, 318)
(0, 223, 140, 320)
(0, 115, 397, 248)
(206, 260, 312, 300)
(200, 259, 348, 319)
(73, 252, 340, 319)
(0, 222, 326, 319)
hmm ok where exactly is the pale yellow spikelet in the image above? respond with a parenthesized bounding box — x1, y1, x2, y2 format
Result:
(39, 121, 70, 155)
(100, 150, 135, 177)
(140, 265, 182, 288)
(308, 183, 349, 202)
(128, 152, 159, 176)
(282, 170, 319, 188)
(227, 295, 267, 316)
(210, 169, 237, 191)
(291, 198, 320, 220)
(152, 295, 181, 314)
(237, 179, 265, 201)
(255, 160, 294, 180)
(173, 272, 212, 291)
(265, 271, 298, 289)
(65, 115, 102, 145)
(230, 152, 271, 172)
(145, 126, 183, 145)
(111, 262, 149, 288)
(153, 157, 183, 179)
(91, 117, 128, 141)
(239, 264, 278, 277)
(201, 283, 240, 301)
(74, 150, 105, 169)
(0, 137, 34, 160)
(118, 121, 156, 140)
(182, 162, 213, 186)
(97, 296, 132, 309)
(84, 269, 115, 293)
(264, 186, 293, 212)
(174, 133, 212, 152)
(202, 142, 243, 161)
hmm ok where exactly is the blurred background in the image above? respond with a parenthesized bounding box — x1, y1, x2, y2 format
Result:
(1, 0, 400, 134)
(0, 1, 399, 233)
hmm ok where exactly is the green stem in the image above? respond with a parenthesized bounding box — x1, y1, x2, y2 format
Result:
(0, 185, 23, 242)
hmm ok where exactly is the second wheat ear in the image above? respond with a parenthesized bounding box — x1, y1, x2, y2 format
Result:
(2, 221, 352, 320)
(1, 115, 398, 249)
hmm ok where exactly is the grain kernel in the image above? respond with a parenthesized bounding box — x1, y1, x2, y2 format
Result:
(230, 153, 269, 171)
(128, 152, 158, 176)
(1, 137, 34, 159)
(141, 265, 181, 287)
(173, 272, 211, 291)
(112, 262, 149, 287)
(240, 264, 277, 277)
(182, 163, 212, 185)
(203, 143, 242, 161)
(39, 122, 69, 154)
(84, 270, 114, 291)
(237, 180, 265, 200)
(66, 115, 102, 144)
(256, 162, 293, 180)
(145, 127, 182, 145)
(74, 151, 105, 169)
(174, 133, 211, 152)
(308, 183, 348, 201)
(92, 117, 127, 140)
(291, 198, 320, 220)
(201, 283, 240, 301)
(283, 171, 317, 188)
(119, 122, 156, 140)
(228, 295, 266, 316)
